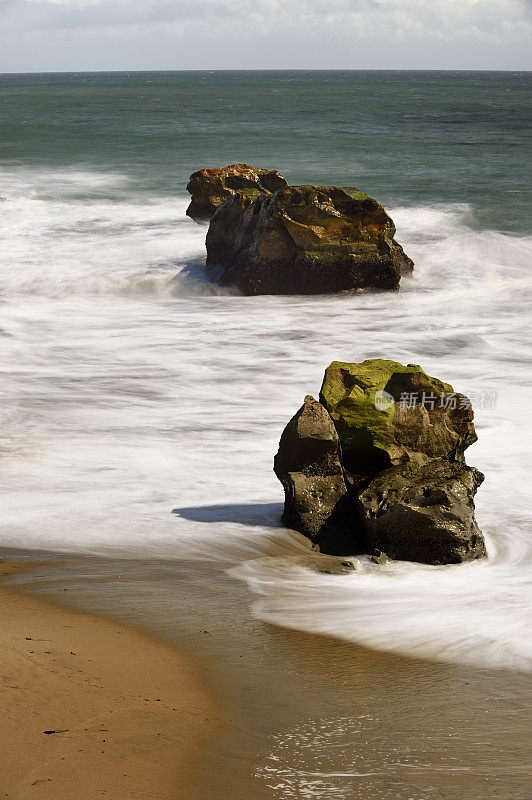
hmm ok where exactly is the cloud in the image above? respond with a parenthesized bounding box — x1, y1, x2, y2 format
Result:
(1, 0, 239, 30)
(0, 0, 530, 69)
(1, 0, 529, 36)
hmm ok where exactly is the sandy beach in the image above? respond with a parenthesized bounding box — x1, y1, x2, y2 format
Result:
(0, 561, 217, 800)
(1, 553, 531, 799)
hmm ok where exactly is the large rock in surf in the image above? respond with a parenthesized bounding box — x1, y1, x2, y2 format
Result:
(206, 185, 413, 295)
(186, 163, 288, 222)
(274, 359, 486, 565)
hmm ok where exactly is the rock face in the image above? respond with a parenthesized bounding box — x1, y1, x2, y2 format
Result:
(357, 460, 486, 564)
(274, 359, 487, 565)
(186, 163, 288, 222)
(273, 395, 348, 537)
(206, 185, 413, 295)
(319, 360, 477, 477)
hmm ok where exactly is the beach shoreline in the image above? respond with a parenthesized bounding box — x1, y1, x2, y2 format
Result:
(0, 559, 219, 800)
(2, 549, 532, 799)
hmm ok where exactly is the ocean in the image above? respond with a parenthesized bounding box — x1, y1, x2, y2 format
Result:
(1, 70, 531, 799)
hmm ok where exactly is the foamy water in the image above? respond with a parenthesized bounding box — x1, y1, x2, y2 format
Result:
(1, 167, 531, 673)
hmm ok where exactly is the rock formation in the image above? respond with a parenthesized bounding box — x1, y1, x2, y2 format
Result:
(186, 163, 288, 222)
(206, 185, 413, 295)
(185, 164, 414, 295)
(274, 359, 487, 565)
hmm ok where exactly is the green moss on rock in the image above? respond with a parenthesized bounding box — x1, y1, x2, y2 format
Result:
(319, 359, 476, 476)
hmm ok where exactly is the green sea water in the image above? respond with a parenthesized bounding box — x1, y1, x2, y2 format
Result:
(1, 70, 530, 231)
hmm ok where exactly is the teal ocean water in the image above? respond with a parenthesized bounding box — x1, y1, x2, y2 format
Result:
(1, 71, 531, 799)
(1, 70, 531, 231)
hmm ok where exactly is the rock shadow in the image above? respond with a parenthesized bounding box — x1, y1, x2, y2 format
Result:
(172, 502, 284, 528)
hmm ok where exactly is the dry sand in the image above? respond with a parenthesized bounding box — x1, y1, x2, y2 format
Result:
(0, 561, 218, 800)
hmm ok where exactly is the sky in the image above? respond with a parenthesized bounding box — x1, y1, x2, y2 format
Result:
(0, 0, 531, 72)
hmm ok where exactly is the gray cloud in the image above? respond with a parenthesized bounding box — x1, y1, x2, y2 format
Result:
(0, 0, 527, 33)
(0, 0, 530, 70)
(1, 0, 242, 30)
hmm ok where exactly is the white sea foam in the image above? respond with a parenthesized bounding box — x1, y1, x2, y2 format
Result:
(0, 167, 210, 296)
(0, 167, 531, 672)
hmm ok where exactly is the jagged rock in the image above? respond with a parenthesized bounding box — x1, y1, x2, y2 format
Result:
(206, 185, 413, 295)
(186, 163, 288, 222)
(319, 359, 477, 477)
(357, 460, 486, 564)
(274, 360, 486, 566)
(273, 395, 348, 537)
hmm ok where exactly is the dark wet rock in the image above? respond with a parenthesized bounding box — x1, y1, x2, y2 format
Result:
(273, 395, 347, 538)
(206, 185, 413, 295)
(186, 163, 288, 222)
(274, 359, 486, 566)
(357, 460, 486, 565)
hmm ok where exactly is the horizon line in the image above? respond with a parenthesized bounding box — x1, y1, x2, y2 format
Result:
(1, 67, 531, 76)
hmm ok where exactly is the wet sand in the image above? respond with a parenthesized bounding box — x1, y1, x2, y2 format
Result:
(0, 561, 218, 800)
(3, 552, 532, 800)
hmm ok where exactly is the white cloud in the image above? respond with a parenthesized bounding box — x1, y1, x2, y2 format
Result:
(0, 0, 528, 33)
(0, 0, 530, 69)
